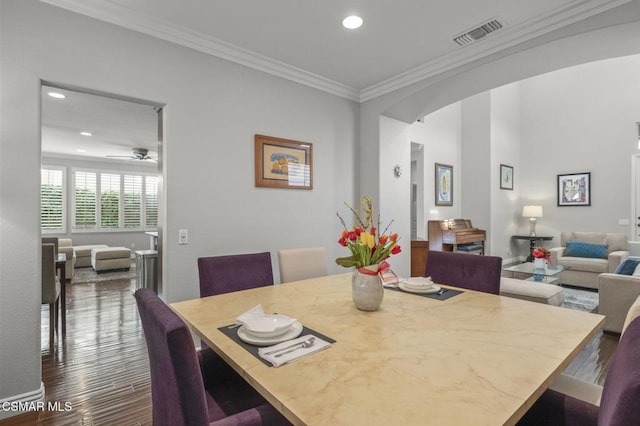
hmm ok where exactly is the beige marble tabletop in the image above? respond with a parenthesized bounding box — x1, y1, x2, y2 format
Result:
(171, 273, 604, 426)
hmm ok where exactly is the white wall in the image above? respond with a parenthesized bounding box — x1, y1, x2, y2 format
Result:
(490, 84, 521, 261)
(409, 103, 462, 237)
(461, 93, 492, 251)
(379, 116, 411, 276)
(519, 55, 640, 238)
(0, 0, 358, 409)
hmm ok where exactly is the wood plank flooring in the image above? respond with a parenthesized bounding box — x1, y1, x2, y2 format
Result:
(1, 275, 618, 425)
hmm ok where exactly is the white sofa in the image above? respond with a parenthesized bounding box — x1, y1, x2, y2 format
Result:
(598, 268, 640, 334)
(549, 231, 629, 290)
(58, 238, 76, 280)
(73, 244, 109, 268)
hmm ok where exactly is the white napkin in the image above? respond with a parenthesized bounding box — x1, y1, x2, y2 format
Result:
(258, 334, 332, 367)
(235, 304, 296, 331)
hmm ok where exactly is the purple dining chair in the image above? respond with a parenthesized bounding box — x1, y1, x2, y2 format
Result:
(134, 288, 290, 426)
(197, 251, 274, 297)
(518, 315, 640, 425)
(425, 250, 502, 294)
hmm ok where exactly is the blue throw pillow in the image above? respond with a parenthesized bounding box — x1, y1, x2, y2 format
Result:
(615, 258, 640, 275)
(565, 241, 608, 259)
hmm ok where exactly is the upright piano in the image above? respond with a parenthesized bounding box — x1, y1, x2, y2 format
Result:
(428, 219, 486, 254)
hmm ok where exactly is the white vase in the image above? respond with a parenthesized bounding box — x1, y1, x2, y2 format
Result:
(533, 258, 546, 269)
(351, 264, 384, 311)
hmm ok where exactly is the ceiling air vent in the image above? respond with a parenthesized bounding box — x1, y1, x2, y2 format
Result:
(452, 18, 505, 47)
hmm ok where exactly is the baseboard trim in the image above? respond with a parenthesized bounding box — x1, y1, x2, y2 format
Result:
(0, 382, 45, 419)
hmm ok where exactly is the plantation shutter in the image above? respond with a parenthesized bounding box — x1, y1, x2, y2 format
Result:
(74, 171, 97, 229)
(41, 168, 64, 232)
(124, 175, 143, 228)
(100, 173, 120, 228)
(145, 176, 158, 227)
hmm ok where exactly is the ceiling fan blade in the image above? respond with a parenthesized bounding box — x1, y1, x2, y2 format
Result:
(106, 155, 135, 158)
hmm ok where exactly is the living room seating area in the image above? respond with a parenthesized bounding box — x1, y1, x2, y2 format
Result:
(550, 231, 629, 290)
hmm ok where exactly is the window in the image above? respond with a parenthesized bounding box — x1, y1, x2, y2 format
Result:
(41, 167, 65, 233)
(72, 168, 157, 232)
(74, 171, 97, 229)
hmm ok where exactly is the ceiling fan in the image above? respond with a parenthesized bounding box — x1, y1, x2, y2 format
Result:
(106, 148, 156, 162)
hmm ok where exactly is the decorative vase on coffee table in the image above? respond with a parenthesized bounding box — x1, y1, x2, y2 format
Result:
(533, 258, 546, 270)
(352, 264, 384, 311)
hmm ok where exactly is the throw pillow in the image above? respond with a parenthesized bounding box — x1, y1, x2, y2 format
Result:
(615, 258, 640, 275)
(565, 241, 608, 259)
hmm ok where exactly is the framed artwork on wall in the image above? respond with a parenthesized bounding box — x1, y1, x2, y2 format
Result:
(557, 172, 590, 206)
(435, 163, 453, 206)
(500, 164, 514, 190)
(254, 134, 313, 190)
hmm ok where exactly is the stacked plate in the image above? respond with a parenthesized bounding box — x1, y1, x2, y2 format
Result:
(398, 277, 441, 294)
(237, 313, 303, 346)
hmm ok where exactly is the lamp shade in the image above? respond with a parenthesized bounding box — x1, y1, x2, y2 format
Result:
(522, 205, 543, 218)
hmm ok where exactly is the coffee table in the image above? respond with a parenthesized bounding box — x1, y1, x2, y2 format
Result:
(503, 262, 567, 284)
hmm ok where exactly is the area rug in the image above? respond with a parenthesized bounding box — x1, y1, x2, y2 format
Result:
(562, 286, 599, 313)
(72, 261, 136, 284)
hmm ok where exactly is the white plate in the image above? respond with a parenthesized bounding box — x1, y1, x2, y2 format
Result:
(242, 314, 297, 337)
(400, 277, 434, 290)
(238, 321, 304, 346)
(399, 282, 441, 294)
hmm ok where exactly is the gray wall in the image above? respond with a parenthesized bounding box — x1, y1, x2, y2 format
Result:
(1, 0, 358, 410)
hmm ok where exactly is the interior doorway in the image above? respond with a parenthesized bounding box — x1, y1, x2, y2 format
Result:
(40, 84, 164, 290)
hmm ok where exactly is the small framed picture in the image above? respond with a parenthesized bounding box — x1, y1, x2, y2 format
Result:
(435, 163, 453, 206)
(254, 134, 313, 190)
(557, 172, 591, 206)
(500, 164, 514, 190)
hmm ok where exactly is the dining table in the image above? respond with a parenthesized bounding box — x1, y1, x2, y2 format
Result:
(171, 273, 604, 426)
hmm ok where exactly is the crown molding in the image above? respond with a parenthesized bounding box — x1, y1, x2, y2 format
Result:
(359, 0, 632, 101)
(40, 0, 360, 101)
(42, 0, 631, 103)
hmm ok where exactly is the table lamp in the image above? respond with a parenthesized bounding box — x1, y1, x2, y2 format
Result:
(522, 205, 543, 236)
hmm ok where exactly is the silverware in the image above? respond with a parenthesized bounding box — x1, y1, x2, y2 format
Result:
(274, 337, 316, 358)
(437, 289, 448, 296)
(227, 323, 242, 329)
(264, 337, 315, 356)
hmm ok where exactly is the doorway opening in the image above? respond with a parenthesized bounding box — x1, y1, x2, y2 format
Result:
(40, 84, 164, 293)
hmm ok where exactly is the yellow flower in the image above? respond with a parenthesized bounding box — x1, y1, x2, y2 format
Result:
(361, 232, 375, 248)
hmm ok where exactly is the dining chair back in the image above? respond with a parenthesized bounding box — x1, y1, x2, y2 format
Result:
(278, 247, 327, 283)
(197, 252, 274, 297)
(518, 315, 640, 425)
(134, 288, 289, 426)
(425, 250, 502, 294)
(42, 237, 59, 257)
(42, 243, 61, 347)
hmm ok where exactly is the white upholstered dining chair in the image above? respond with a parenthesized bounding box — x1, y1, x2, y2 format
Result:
(278, 247, 327, 283)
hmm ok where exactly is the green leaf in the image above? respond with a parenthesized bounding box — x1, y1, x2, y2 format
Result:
(335, 255, 359, 268)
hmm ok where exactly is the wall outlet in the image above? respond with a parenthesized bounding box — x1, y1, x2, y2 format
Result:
(178, 229, 188, 245)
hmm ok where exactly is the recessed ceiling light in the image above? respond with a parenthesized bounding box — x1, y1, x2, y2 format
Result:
(76, 149, 86, 153)
(48, 92, 66, 99)
(342, 15, 363, 30)
(80, 132, 92, 136)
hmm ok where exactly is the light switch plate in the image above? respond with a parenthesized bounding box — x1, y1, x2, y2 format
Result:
(178, 229, 188, 245)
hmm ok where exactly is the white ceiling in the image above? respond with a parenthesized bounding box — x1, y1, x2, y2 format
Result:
(40, 0, 631, 160)
(41, 86, 158, 163)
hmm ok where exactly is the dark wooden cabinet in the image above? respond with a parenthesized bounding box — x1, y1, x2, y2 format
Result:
(411, 240, 429, 277)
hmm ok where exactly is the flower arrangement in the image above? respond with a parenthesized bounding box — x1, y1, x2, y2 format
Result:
(336, 197, 401, 269)
(532, 246, 551, 260)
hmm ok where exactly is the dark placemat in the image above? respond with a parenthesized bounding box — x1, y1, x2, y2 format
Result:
(218, 324, 336, 366)
(385, 286, 463, 300)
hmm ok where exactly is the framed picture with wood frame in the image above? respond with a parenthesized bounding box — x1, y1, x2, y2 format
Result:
(255, 134, 313, 189)
(435, 163, 453, 206)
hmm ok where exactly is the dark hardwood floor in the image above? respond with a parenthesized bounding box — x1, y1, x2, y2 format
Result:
(2, 278, 152, 425)
(1, 274, 618, 425)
